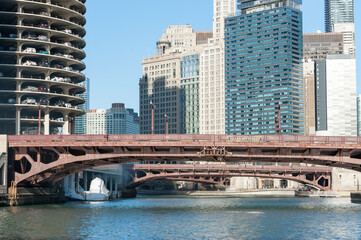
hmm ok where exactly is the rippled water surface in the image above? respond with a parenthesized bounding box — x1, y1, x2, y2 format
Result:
(1, 196, 361, 239)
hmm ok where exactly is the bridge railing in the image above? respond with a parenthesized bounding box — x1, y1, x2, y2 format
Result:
(7, 134, 361, 145)
(129, 164, 332, 173)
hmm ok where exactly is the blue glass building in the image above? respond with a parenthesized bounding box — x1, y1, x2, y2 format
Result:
(224, 0, 304, 135)
(75, 77, 89, 134)
(325, 0, 354, 33)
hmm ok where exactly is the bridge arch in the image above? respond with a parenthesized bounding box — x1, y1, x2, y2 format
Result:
(7, 134, 359, 186)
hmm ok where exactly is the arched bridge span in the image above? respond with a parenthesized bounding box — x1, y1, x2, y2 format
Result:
(125, 164, 332, 191)
(6, 134, 361, 185)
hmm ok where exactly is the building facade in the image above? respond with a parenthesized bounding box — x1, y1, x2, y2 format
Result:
(199, 0, 236, 134)
(180, 53, 200, 134)
(0, 0, 87, 135)
(325, 0, 354, 33)
(315, 55, 357, 136)
(303, 33, 344, 61)
(303, 60, 316, 136)
(86, 103, 139, 135)
(75, 77, 89, 134)
(224, 0, 304, 135)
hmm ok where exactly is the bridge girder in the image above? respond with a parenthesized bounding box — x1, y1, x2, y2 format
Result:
(6, 134, 361, 186)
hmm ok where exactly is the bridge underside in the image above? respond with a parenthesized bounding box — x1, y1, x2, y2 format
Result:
(7, 134, 361, 186)
(125, 164, 331, 191)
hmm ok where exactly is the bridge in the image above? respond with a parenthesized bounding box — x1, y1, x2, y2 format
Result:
(125, 164, 332, 191)
(6, 134, 361, 187)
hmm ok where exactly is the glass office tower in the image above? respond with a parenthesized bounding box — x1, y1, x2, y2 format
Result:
(325, 0, 354, 33)
(225, 0, 304, 135)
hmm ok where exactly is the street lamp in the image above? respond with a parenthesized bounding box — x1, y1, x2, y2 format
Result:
(165, 114, 169, 135)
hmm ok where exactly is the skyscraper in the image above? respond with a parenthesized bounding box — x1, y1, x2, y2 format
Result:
(315, 55, 357, 136)
(75, 77, 90, 135)
(325, 0, 354, 33)
(224, 0, 304, 135)
(86, 103, 139, 135)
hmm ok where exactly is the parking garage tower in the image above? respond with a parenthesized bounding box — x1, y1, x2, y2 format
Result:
(0, 0, 87, 135)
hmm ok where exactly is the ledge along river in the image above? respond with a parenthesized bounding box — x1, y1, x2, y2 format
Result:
(0, 196, 361, 239)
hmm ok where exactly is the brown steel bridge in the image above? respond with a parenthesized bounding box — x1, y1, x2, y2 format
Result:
(125, 164, 332, 191)
(6, 134, 361, 186)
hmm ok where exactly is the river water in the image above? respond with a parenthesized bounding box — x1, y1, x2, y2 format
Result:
(0, 196, 361, 239)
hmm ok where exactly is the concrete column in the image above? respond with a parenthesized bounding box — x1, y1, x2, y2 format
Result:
(15, 108, 21, 135)
(75, 173, 79, 192)
(84, 171, 88, 191)
(110, 177, 113, 196)
(44, 109, 50, 135)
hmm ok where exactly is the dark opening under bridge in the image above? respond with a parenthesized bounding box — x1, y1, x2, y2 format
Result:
(125, 164, 332, 191)
(6, 134, 361, 186)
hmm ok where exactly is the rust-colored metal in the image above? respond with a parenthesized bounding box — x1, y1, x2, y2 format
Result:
(7, 134, 361, 186)
(125, 163, 332, 190)
(165, 114, 169, 135)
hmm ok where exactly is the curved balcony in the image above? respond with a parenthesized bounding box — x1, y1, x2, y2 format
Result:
(0, 0, 86, 135)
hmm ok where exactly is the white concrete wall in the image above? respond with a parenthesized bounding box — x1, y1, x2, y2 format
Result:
(229, 177, 258, 191)
(332, 168, 361, 191)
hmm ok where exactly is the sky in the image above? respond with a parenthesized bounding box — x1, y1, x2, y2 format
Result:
(83, 0, 360, 113)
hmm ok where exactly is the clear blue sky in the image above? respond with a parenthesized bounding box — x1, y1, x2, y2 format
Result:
(83, 0, 360, 113)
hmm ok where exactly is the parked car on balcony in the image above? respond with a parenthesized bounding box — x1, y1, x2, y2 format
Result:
(22, 98, 37, 104)
(22, 86, 38, 92)
(39, 11, 50, 16)
(8, 99, 15, 104)
(0, 72, 3, 77)
(9, 33, 17, 38)
(63, 77, 71, 83)
(65, 103, 72, 108)
(22, 60, 37, 66)
(37, 50, 49, 54)
(63, 54, 74, 59)
(52, 64, 64, 69)
(55, 100, 65, 107)
(23, 47, 36, 53)
(39, 86, 49, 92)
(37, 35, 48, 41)
(54, 53, 63, 57)
(62, 29, 72, 34)
(39, 97, 49, 105)
(9, 46, 16, 51)
(63, 42, 72, 47)
(50, 76, 63, 82)
(39, 59, 49, 67)
(22, 32, 36, 40)
(39, 23, 49, 28)
(64, 66, 73, 71)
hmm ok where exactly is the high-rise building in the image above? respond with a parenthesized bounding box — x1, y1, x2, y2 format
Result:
(357, 95, 361, 137)
(199, 0, 236, 134)
(315, 55, 357, 136)
(75, 77, 89, 134)
(140, 25, 212, 134)
(180, 53, 200, 134)
(333, 23, 355, 55)
(86, 103, 139, 135)
(224, 0, 304, 135)
(303, 33, 344, 61)
(325, 0, 354, 33)
(0, 0, 87, 135)
(303, 60, 316, 136)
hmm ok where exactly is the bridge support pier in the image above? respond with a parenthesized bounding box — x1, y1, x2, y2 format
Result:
(351, 192, 361, 203)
